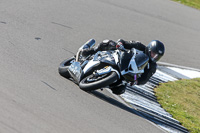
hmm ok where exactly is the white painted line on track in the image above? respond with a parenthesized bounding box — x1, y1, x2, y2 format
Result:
(167, 66, 200, 78)
(158, 62, 200, 72)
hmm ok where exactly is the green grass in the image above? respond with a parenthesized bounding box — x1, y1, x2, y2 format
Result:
(155, 78, 200, 133)
(173, 0, 200, 10)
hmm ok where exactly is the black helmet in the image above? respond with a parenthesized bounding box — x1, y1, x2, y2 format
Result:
(146, 40, 165, 62)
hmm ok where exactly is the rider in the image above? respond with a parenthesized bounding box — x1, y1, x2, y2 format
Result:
(82, 39, 165, 95)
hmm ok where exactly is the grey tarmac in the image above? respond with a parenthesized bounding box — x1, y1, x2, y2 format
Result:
(1, 0, 200, 132)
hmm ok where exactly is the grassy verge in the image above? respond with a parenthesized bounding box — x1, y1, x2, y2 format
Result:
(154, 78, 200, 133)
(173, 0, 200, 10)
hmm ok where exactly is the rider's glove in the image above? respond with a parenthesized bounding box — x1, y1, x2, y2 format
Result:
(116, 42, 125, 50)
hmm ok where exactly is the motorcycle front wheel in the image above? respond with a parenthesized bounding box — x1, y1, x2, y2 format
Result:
(58, 57, 75, 78)
(79, 72, 118, 91)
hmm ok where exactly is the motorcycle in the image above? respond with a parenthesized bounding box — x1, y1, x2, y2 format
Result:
(58, 39, 149, 93)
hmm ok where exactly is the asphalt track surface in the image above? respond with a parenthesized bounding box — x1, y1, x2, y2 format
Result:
(1, 0, 200, 133)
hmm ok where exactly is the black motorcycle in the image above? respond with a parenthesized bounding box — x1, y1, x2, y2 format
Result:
(58, 39, 149, 92)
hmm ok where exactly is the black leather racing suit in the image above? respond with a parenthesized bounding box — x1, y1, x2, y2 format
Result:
(82, 39, 157, 94)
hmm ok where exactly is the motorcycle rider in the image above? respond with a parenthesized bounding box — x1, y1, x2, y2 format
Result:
(82, 39, 165, 95)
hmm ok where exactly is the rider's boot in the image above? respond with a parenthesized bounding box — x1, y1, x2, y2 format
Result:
(109, 80, 126, 95)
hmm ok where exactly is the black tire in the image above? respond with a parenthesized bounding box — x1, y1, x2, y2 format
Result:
(79, 72, 118, 91)
(58, 57, 75, 78)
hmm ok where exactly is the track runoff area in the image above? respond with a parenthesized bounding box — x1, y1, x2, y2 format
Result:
(110, 62, 200, 133)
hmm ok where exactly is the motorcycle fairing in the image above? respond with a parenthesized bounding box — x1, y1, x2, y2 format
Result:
(83, 51, 117, 74)
(82, 60, 100, 74)
(68, 62, 83, 83)
(94, 51, 116, 65)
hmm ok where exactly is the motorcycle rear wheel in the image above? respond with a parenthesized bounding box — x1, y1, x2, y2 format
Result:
(58, 57, 75, 78)
(79, 72, 118, 91)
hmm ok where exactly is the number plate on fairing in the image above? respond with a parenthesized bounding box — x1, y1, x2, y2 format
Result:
(68, 62, 83, 82)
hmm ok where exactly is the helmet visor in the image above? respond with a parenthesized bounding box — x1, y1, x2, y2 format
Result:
(150, 51, 162, 62)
